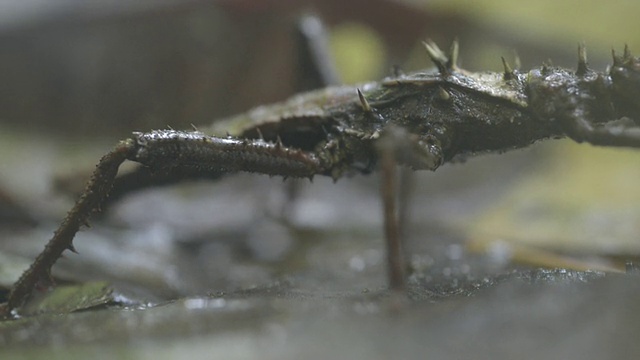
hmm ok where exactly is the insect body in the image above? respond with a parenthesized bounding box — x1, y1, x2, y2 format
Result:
(198, 41, 640, 177)
(3, 41, 640, 316)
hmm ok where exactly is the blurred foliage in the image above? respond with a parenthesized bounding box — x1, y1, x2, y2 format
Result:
(329, 23, 386, 84)
(468, 142, 640, 269)
(427, 0, 640, 50)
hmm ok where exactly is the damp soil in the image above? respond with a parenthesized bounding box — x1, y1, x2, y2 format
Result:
(1, 139, 639, 360)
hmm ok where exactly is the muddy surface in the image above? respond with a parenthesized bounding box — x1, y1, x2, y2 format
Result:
(1, 136, 640, 359)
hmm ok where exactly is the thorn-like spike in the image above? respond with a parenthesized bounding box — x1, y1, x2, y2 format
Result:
(256, 127, 265, 140)
(447, 38, 459, 70)
(167, 125, 174, 131)
(576, 43, 589, 77)
(437, 86, 451, 101)
(190, 123, 198, 131)
(276, 135, 284, 148)
(501, 57, 514, 80)
(422, 40, 448, 74)
(357, 88, 372, 113)
(67, 244, 79, 254)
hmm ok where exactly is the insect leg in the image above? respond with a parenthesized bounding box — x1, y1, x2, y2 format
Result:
(2, 139, 137, 316)
(130, 130, 328, 178)
(562, 115, 640, 148)
(2, 131, 335, 317)
(378, 135, 404, 291)
(375, 126, 443, 292)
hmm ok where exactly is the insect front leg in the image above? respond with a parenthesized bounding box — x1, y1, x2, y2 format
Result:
(130, 130, 330, 178)
(375, 126, 444, 292)
(3, 139, 137, 316)
(2, 130, 337, 317)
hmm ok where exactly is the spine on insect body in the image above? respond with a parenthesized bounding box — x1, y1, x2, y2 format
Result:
(202, 42, 640, 169)
(346, 41, 640, 161)
(522, 45, 640, 148)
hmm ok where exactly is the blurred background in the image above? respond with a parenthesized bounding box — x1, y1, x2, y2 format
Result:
(2, 0, 639, 137)
(1, 0, 640, 358)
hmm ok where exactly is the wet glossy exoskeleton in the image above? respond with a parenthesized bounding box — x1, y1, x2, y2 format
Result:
(3, 41, 640, 316)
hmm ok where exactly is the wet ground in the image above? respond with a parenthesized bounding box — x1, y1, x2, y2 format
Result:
(1, 129, 640, 359)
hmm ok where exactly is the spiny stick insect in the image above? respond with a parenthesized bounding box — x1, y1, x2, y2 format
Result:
(3, 40, 640, 317)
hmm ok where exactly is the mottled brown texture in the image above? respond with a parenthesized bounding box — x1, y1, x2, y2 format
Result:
(3, 43, 640, 317)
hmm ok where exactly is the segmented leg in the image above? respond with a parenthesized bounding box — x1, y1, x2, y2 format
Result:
(2, 131, 333, 317)
(563, 116, 640, 148)
(2, 140, 136, 316)
(375, 126, 443, 292)
(378, 139, 405, 291)
(130, 130, 328, 178)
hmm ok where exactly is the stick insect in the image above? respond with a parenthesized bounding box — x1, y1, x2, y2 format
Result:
(2, 39, 640, 317)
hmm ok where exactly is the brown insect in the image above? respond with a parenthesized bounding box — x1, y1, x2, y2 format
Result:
(3, 40, 640, 317)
